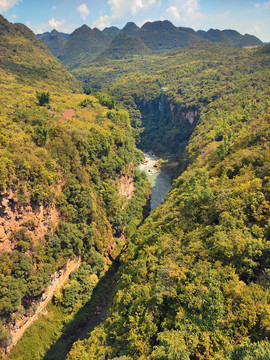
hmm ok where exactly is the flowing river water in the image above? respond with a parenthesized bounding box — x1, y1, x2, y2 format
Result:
(8, 153, 172, 360)
(139, 152, 171, 211)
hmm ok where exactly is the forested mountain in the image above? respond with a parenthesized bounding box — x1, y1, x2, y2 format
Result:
(96, 33, 151, 60)
(37, 20, 263, 69)
(36, 29, 68, 57)
(198, 28, 263, 47)
(0, 15, 150, 357)
(37, 31, 70, 40)
(137, 20, 202, 51)
(66, 42, 270, 359)
(0, 15, 76, 87)
(120, 21, 140, 36)
(102, 26, 121, 38)
(1, 11, 270, 360)
(59, 25, 112, 68)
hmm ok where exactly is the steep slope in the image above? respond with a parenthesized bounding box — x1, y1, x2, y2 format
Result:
(67, 43, 270, 359)
(121, 21, 140, 36)
(199, 28, 233, 44)
(102, 26, 120, 38)
(0, 15, 77, 88)
(37, 29, 67, 57)
(240, 33, 264, 47)
(37, 31, 70, 40)
(198, 28, 263, 47)
(137, 20, 202, 51)
(60, 25, 112, 68)
(0, 15, 150, 356)
(96, 33, 151, 60)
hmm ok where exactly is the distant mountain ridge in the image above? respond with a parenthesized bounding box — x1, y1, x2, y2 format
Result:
(0, 14, 77, 88)
(96, 33, 151, 60)
(198, 28, 263, 47)
(59, 24, 112, 67)
(121, 22, 140, 36)
(36, 29, 67, 57)
(36, 20, 264, 68)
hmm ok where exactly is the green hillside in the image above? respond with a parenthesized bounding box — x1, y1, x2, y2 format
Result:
(1, 10, 270, 360)
(37, 29, 67, 57)
(137, 20, 202, 51)
(36, 20, 263, 69)
(66, 43, 270, 359)
(121, 22, 140, 36)
(199, 29, 263, 47)
(60, 25, 112, 68)
(96, 33, 151, 60)
(0, 15, 150, 357)
(0, 15, 77, 88)
(102, 26, 121, 38)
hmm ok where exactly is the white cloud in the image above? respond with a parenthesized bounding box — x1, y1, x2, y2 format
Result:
(138, 18, 154, 26)
(255, 1, 270, 8)
(48, 17, 65, 30)
(165, 0, 202, 26)
(108, 0, 158, 17)
(250, 25, 261, 34)
(77, 3, 90, 21)
(263, 1, 270, 8)
(166, 6, 181, 23)
(27, 20, 79, 35)
(9, 13, 18, 21)
(92, 15, 111, 29)
(0, 0, 21, 12)
(93, 0, 158, 30)
(52, 5, 56, 10)
(180, 0, 202, 20)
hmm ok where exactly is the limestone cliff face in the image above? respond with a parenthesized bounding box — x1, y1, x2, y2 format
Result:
(165, 100, 198, 126)
(138, 92, 198, 157)
(118, 172, 135, 209)
(0, 191, 59, 253)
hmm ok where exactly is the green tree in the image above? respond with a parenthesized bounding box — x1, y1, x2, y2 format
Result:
(36, 91, 50, 106)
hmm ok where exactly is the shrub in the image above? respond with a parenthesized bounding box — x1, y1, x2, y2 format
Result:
(36, 91, 50, 106)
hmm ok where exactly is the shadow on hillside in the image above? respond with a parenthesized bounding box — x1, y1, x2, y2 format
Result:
(43, 259, 120, 360)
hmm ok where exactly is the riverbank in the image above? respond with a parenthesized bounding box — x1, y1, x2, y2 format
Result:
(139, 152, 171, 211)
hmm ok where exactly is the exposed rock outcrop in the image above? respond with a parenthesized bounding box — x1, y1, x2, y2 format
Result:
(5, 256, 82, 355)
(0, 191, 59, 254)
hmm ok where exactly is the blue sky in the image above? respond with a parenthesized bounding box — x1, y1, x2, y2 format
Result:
(0, 0, 269, 41)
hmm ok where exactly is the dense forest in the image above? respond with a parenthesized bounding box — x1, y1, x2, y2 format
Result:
(1, 12, 270, 360)
(66, 42, 270, 359)
(0, 15, 150, 358)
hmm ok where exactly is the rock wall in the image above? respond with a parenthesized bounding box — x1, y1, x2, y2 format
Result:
(118, 172, 135, 209)
(5, 256, 82, 355)
(0, 191, 59, 254)
(138, 92, 198, 157)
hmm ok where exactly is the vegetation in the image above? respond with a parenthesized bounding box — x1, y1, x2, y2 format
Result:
(96, 33, 151, 61)
(1, 13, 270, 360)
(39, 20, 263, 67)
(36, 91, 50, 106)
(37, 29, 68, 58)
(59, 25, 112, 69)
(66, 43, 270, 359)
(0, 15, 150, 356)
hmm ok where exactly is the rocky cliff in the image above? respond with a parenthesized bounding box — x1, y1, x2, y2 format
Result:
(0, 191, 59, 254)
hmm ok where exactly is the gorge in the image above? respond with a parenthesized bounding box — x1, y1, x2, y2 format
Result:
(0, 12, 270, 360)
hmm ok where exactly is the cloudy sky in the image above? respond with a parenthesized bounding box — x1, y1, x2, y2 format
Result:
(0, 0, 269, 41)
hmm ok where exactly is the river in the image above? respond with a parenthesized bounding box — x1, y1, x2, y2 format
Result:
(139, 152, 171, 211)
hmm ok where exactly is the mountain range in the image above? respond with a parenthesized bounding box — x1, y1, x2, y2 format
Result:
(1, 12, 270, 360)
(36, 20, 264, 68)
